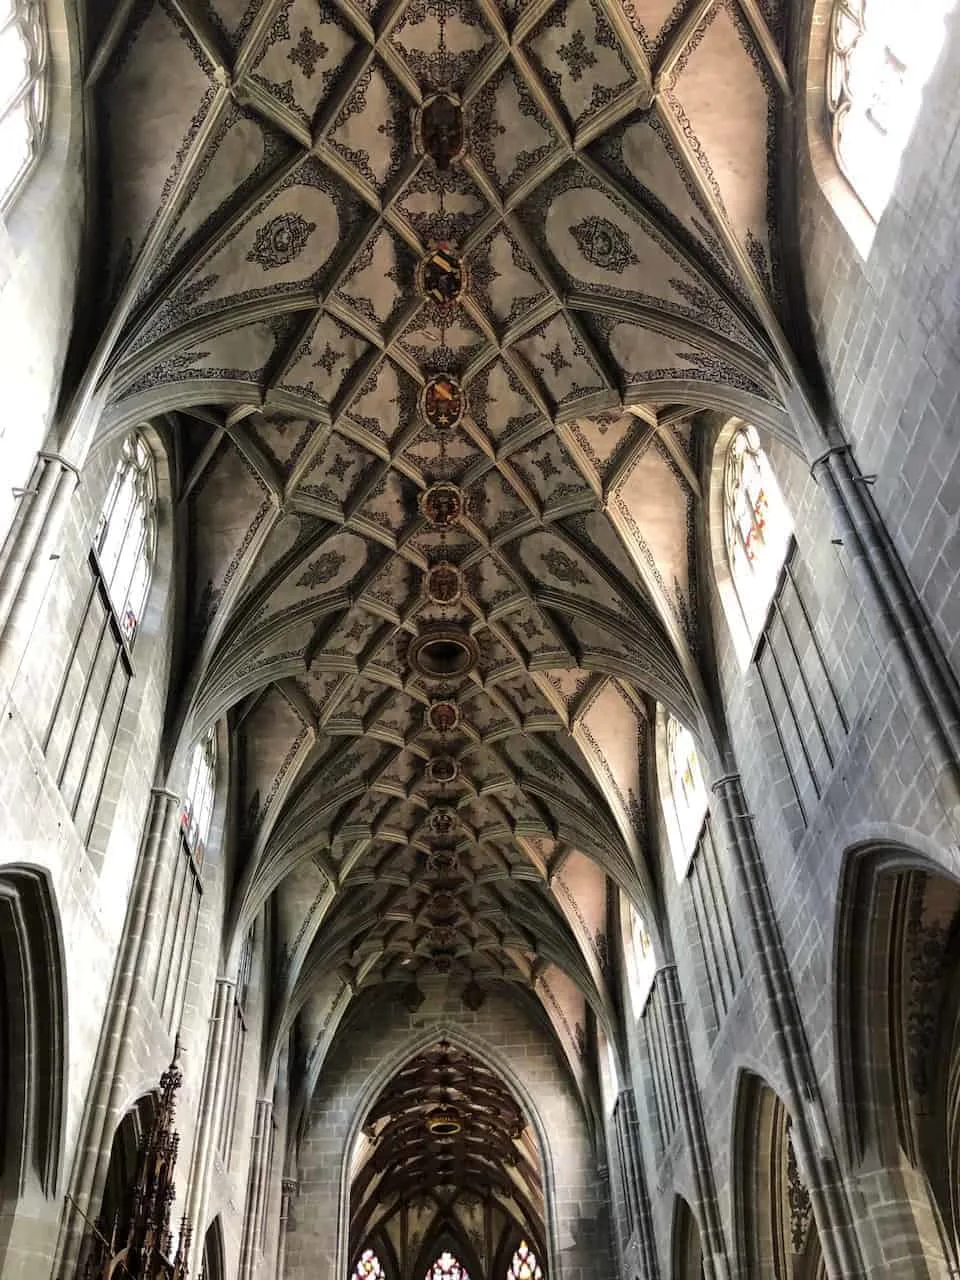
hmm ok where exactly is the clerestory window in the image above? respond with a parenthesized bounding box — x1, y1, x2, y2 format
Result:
(665, 716, 708, 880)
(180, 728, 216, 868)
(0, 0, 47, 212)
(828, 0, 954, 222)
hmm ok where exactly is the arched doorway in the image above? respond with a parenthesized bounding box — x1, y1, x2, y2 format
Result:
(836, 850, 960, 1273)
(733, 1073, 825, 1279)
(200, 1214, 226, 1280)
(347, 1040, 547, 1280)
(671, 1197, 703, 1279)
(0, 866, 67, 1265)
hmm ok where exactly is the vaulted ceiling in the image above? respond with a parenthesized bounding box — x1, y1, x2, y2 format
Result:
(76, 0, 808, 1126)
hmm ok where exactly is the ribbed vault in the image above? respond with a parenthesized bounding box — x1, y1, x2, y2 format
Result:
(74, 0, 807, 1120)
(349, 1041, 545, 1275)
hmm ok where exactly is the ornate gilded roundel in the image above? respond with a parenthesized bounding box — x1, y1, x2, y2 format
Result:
(426, 1106, 461, 1135)
(415, 93, 466, 169)
(426, 756, 459, 785)
(425, 561, 462, 605)
(420, 482, 463, 528)
(418, 246, 467, 306)
(426, 699, 459, 733)
(409, 626, 478, 679)
(420, 376, 465, 431)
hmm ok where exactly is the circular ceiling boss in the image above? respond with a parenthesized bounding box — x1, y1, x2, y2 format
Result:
(426, 756, 459, 786)
(419, 482, 463, 528)
(425, 561, 462, 605)
(425, 699, 459, 733)
(420, 375, 465, 431)
(409, 626, 478, 679)
(418, 245, 467, 307)
(415, 92, 466, 170)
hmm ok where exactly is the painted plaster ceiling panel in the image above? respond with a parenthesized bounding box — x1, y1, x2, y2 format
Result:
(341, 361, 422, 450)
(566, 409, 639, 481)
(668, 4, 777, 297)
(527, 165, 747, 339)
(100, 4, 215, 282)
(508, 434, 593, 509)
(189, 441, 271, 636)
(609, 440, 697, 638)
(231, 508, 311, 604)
(579, 681, 645, 833)
(239, 686, 312, 837)
(276, 856, 331, 973)
(246, 0, 359, 128)
(553, 848, 608, 972)
(525, 0, 635, 132)
(246, 411, 322, 478)
(592, 111, 743, 296)
(514, 531, 629, 615)
(278, 314, 375, 411)
(607, 316, 770, 399)
(538, 963, 586, 1062)
(468, 62, 565, 201)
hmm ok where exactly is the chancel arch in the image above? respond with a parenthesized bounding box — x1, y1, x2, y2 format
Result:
(671, 1197, 704, 1280)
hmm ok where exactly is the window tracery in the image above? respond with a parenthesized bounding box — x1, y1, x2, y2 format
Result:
(665, 716, 708, 880)
(180, 728, 216, 867)
(723, 425, 791, 649)
(507, 1241, 543, 1280)
(95, 433, 157, 646)
(828, 0, 953, 221)
(627, 904, 656, 1016)
(426, 1251, 469, 1280)
(0, 0, 46, 211)
(352, 1249, 385, 1280)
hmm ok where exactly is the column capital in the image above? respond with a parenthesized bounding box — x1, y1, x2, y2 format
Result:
(38, 450, 82, 479)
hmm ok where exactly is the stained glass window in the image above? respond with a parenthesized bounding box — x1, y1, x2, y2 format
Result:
(828, 0, 955, 222)
(0, 0, 46, 211)
(665, 716, 708, 880)
(352, 1249, 384, 1280)
(180, 728, 216, 866)
(426, 1252, 469, 1280)
(95, 433, 157, 645)
(723, 425, 791, 648)
(627, 903, 656, 1016)
(507, 1241, 543, 1280)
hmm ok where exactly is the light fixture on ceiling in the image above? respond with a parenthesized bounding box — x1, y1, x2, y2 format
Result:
(409, 626, 478, 679)
(426, 1107, 462, 1136)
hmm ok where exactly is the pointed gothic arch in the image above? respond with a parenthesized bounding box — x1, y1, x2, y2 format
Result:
(732, 1072, 825, 1279)
(834, 843, 960, 1273)
(0, 861, 67, 1261)
(200, 1214, 226, 1280)
(670, 1196, 704, 1279)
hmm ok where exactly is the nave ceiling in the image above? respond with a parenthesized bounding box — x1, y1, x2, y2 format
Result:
(73, 0, 808, 1131)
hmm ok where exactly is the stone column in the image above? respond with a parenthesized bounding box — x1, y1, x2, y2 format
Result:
(657, 965, 729, 1280)
(54, 786, 180, 1278)
(239, 1097, 274, 1279)
(186, 976, 236, 1247)
(276, 1178, 298, 1280)
(711, 772, 865, 1276)
(813, 445, 960, 822)
(613, 1088, 660, 1280)
(0, 451, 79, 672)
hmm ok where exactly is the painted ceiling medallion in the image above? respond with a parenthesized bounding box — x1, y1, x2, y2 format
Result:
(426, 756, 459, 785)
(425, 561, 462, 605)
(425, 698, 459, 733)
(409, 626, 478, 679)
(418, 245, 467, 306)
(419, 482, 463, 528)
(420, 375, 465, 431)
(415, 93, 466, 169)
(427, 848, 460, 877)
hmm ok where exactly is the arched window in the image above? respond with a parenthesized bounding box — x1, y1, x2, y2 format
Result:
(665, 716, 708, 880)
(626, 903, 656, 1016)
(43, 432, 159, 847)
(507, 1241, 543, 1280)
(723, 425, 791, 650)
(180, 728, 216, 867)
(828, 0, 955, 223)
(426, 1252, 469, 1280)
(95, 432, 157, 645)
(352, 1249, 385, 1280)
(0, 1, 47, 212)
